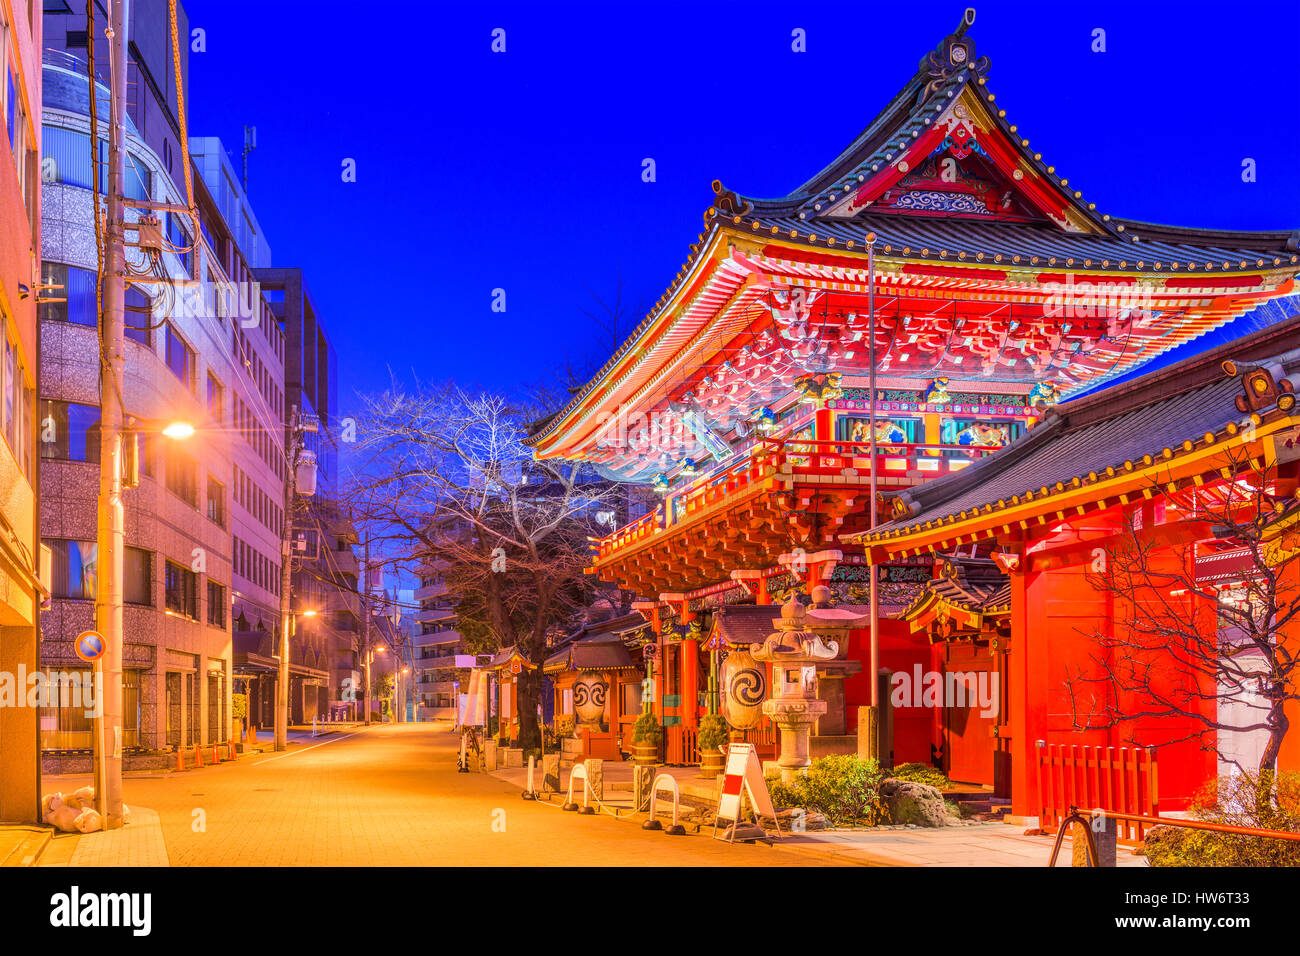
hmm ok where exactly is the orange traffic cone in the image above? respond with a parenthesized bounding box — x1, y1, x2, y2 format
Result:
(211, 743, 220, 764)
(228, 739, 237, 760)
(175, 746, 185, 772)
(193, 743, 203, 768)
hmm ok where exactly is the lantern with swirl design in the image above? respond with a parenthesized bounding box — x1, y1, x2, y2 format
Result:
(573, 671, 608, 725)
(721, 647, 766, 730)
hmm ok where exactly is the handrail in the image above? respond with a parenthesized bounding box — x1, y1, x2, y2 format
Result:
(1048, 804, 1300, 867)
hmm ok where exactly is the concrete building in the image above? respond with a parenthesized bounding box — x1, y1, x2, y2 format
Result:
(413, 557, 468, 720)
(253, 267, 360, 724)
(187, 138, 291, 732)
(0, 0, 42, 823)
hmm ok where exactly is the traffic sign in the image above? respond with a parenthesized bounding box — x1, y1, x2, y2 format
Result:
(75, 630, 108, 663)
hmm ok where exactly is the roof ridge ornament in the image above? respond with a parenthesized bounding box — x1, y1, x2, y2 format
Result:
(919, 9, 989, 105)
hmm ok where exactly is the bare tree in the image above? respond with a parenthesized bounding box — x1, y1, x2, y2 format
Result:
(1065, 449, 1299, 807)
(346, 382, 624, 751)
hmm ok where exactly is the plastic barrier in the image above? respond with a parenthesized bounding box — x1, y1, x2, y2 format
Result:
(562, 763, 595, 814)
(642, 773, 685, 835)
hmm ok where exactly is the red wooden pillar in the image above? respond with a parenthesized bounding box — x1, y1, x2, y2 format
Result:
(814, 405, 833, 441)
(1009, 562, 1049, 819)
(681, 638, 700, 728)
(756, 576, 771, 606)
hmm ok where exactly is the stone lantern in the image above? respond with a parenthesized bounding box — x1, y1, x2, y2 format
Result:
(751, 592, 841, 783)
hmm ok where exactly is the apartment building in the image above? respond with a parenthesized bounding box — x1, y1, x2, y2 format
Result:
(38, 2, 239, 769)
(188, 138, 291, 732)
(254, 267, 360, 724)
(0, 0, 42, 822)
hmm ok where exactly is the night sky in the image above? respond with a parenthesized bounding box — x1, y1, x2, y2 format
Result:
(182, 0, 1300, 416)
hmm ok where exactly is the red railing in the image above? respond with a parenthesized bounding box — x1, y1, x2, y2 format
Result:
(593, 438, 1001, 561)
(1036, 741, 1159, 844)
(664, 724, 779, 765)
(665, 725, 699, 764)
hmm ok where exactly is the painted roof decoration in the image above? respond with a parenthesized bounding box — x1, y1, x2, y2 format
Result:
(529, 9, 1300, 489)
(902, 555, 1011, 639)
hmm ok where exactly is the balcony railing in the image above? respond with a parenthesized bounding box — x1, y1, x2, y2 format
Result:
(593, 437, 1001, 562)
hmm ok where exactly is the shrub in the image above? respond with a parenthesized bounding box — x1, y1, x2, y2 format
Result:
(554, 715, 576, 738)
(889, 762, 948, 789)
(231, 693, 249, 721)
(697, 714, 729, 754)
(1145, 771, 1300, 867)
(765, 754, 887, 826)
(632, 711, 662, 745)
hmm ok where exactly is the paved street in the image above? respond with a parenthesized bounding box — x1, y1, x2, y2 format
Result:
(39, 724, 834, 867)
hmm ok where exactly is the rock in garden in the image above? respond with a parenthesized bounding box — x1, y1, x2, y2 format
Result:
(880, 778, 960, 828)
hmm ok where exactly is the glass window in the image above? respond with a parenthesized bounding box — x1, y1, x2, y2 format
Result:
(3, 336, 14, 449)
(165, 324, 194, 388)
(37, 262, 98, 326)
(125, 284, 151, 345)
(45, 539, 98, 600)
(206, 374, 223, 421)
(140, 433, 155, 478)
(39, 400, 101, 462)
(125, 151, 151, 202)
(206, 476, 225, 527)
(164, 560, 198, 619)
(166, 447, 198, 505)
(125, 547, 152, 605)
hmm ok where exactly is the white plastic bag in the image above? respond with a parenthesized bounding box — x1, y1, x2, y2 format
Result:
(41, 792, 65, 818)
(73, 808, 104, 833)
(63, 786, 95, 810)
(47, 804, 82, 832)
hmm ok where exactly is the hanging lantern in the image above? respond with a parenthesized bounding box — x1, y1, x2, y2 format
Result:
(572, 671, 608, 725)
(721, 647, 766, 730)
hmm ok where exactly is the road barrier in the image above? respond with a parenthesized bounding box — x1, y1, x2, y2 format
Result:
(643, 773, 685, 835)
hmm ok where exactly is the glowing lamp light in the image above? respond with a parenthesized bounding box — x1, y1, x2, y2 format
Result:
(161, 421, 196, 440)
(301, 609, 318, 618)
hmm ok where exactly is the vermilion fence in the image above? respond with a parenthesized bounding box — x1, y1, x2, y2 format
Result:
(664, 725, 778, 764)
(1036, 741, 1159, 844)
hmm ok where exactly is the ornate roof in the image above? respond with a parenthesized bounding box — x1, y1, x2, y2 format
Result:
(529, 12, 1300, 466)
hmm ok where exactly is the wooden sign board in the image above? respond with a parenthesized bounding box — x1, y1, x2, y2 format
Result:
(712, 743, 782, 843)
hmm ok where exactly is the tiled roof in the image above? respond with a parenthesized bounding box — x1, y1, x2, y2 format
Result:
(717, 210, 1298, 276)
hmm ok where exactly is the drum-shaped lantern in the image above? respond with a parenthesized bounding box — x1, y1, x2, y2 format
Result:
(721, 647, 766, 730)
(572, 671, 608, 725)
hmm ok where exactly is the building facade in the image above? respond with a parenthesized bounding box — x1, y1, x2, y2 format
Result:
(254, 267, 360, 725)
(0, 0, 42, 822)
(38, 27, 240, 768)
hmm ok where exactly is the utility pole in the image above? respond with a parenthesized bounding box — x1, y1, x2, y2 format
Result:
(361, 537, 371, 726)
(865, 232, 880, 763)
(92, 0, 130, 831)
(275, 405, 302, 751)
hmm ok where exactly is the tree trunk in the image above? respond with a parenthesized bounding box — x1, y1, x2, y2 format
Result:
(516, 669, 542, 753)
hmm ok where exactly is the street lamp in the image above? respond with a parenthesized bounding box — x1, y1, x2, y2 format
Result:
(92, 412, 198, 829)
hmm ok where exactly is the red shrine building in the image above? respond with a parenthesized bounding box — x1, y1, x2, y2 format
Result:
(527, 15, 1300, 810)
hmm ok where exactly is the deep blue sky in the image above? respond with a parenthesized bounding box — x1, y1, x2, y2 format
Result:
(184, 0, 1300, 415)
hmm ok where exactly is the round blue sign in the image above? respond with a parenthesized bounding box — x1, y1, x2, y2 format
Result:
(75, 630, 108, 663)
